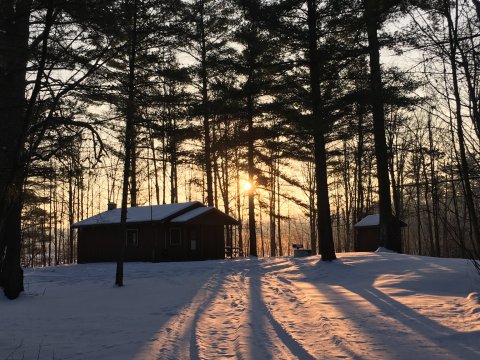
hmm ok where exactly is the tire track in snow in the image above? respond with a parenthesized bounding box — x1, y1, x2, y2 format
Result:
(260, 263, 364, 359)
(247, 267, 315, 360)
(261, 260, 457, 360)
(193, 263, 314, 360)
(194, 271, 248, 359)
(194, 268, 281, 359)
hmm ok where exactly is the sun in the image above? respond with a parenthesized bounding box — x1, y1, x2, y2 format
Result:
(243, 181, 253, 192)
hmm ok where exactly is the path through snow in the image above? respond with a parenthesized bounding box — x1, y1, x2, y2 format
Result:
(1, 253, 480, 359)
(134, 254, 480, 359)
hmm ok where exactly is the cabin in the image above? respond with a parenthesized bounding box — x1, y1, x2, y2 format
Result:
(71, 201, 238, 263)
(353, 214, 407, 252)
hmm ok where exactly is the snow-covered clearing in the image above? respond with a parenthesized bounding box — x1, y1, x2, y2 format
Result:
(1, 252, 480, 360)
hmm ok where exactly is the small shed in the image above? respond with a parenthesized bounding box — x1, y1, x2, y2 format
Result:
(72, 201, 238, 263)
(353, 214, 407, 252)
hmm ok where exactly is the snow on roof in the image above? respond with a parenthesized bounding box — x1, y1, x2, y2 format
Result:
(354, 214, 380, 228)
(170, 206, 213, 223)
(354, 214, 407, 228)
(72, 201, 202, 227)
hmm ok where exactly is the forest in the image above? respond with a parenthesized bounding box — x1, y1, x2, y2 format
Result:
(1, 0, 480, 299)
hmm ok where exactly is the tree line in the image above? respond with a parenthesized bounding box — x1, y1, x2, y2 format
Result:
(1, 0, 480, 298)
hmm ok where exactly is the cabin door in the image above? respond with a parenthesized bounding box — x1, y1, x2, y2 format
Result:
(188, 227, 200, 259)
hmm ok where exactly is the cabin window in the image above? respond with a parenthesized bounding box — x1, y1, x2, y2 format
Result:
(170, 228, 181, 246)
(126, 229, 139, 247)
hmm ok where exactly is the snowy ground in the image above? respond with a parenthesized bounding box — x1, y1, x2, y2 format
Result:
(1, 252, 480, 360)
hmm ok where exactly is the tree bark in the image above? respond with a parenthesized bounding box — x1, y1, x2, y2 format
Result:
(199, 0, 214, 207)
(277, 161, 283, 256)
(0, 0, 33, 299)
(247, 89, 257, 257)
(68, 175, 75, 263)
(363, 0, 401, 252)
(235, 148, 244, 256)
(130, 136, 137, 207)
(116, 0, 138, 287)
(443, 0, 480, 252)
(427, 113, 441, 255)
(269, 158, 276, 257)
(306, 0, 336, 261)
(307, 160, 317, 254)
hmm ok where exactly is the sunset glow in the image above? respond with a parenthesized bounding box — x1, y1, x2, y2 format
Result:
(243, 180, 253, 192)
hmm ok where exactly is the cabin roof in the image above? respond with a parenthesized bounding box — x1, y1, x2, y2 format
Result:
(171, 206, 238, 225)
(72, 201, 203, 228)
(170, 206, 213, 222)
(354, 214, 407, 228)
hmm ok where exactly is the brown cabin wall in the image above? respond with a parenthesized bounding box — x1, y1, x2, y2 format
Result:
(354, 226, 406, 252)
(201, 225, 225, 259)
(77, 222, 226, 263)
(354, 227, 380, 252)
(78, 227, 116, 262)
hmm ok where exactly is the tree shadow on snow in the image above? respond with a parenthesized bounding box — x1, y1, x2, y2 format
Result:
(132, 265, 229, 360)
(247, 267, 316, 360)
(295, 254, 480, 359)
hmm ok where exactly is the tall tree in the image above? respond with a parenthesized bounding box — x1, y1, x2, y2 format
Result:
(440, 0, 480, 254)
(0, 0, 32, 299)
(180, 0, 234, 206)
(237, 0, 261, 256)
(1, 0, 114, 298)
(305, 0, 336, 260)
(232, 0, 288, 256)
(362, 0, 401, 252)
(116, 0, 139, 287)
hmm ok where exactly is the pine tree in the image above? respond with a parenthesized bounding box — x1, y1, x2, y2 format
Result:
(179, 0, 236, 206)
(0, 0, 117, 299)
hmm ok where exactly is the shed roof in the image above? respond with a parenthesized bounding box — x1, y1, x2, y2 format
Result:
(72, 201, 202, 228)
(354, 214, 407, 228)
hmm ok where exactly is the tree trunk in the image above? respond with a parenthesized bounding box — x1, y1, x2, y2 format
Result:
(313, 132, 336, 260)
(68, 176, 75, 263)
(307, 160, 317, 254)
(245, 18, 257, 257)
(443, 0, 480, 252)
(413, 146, 423, 255)
(269, 153, 276, 257)
(161, 118, 167, 204)
(363, 0, 401, 252)
(54, 183, 59, 265)
(199, 0, 213, 207)
(306, 0, 336, 261)
(116, 0, 138, 287)
(130, 136, 137, 207)
(48, 178, 53, 266)
(450, 165, 466, 256)
(259, 207, 265, 257)
(1, 199, 24, 299)
(354, 108, 365, 223)
(0, 0, 33, 299)
(277, 165, 283, 256)
(149, 133, 161, 205)
(420, 149, 435, 255)
(342, 141, 351, 251)
(247, 90, 257, 257)
(427, 113, 441, 255)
